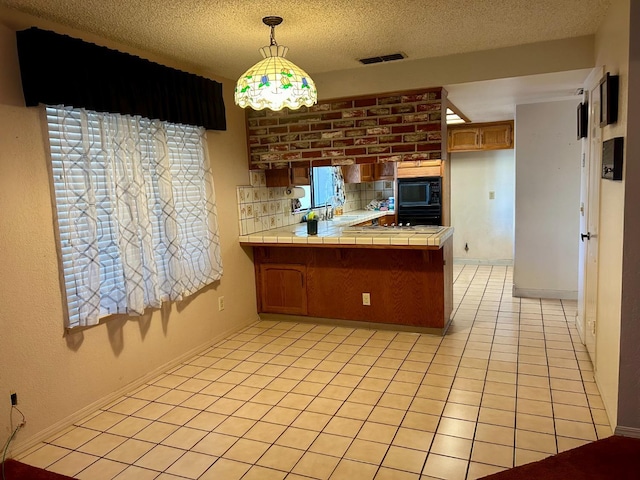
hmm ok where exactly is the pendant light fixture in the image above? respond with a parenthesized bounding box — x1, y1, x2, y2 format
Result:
(234, 16, 317, 111)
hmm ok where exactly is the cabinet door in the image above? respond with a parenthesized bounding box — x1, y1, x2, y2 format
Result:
(481, 124, 512, 150)
(342, 164, 361, 183)
(374, 162, 395, 180)
(259, 264, 307, 315)
(360, 164, 374, 182)
(448, 128, 479, 151)
(265, 168, 290, 187)
(290, 167, 310, 185)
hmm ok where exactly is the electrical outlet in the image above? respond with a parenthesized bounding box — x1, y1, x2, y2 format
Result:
(10, 392, 17, 406)
(362, 293, 371, 306)
(489, 191, 495, 200)
(218, 296, 225, 311)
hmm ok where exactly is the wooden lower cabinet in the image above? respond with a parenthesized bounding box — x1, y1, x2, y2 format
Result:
(253, 240, 453, 330)
(257, 264, 307, 315)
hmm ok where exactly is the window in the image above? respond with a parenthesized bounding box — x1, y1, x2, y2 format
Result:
(46, 106, 222, 329)
(296, 166, 340, 210)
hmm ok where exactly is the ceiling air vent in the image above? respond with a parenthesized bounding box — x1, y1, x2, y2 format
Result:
(359, 52, 406, 65)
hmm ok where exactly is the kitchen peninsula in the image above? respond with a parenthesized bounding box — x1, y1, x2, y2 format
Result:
(240, 211, 453, 333)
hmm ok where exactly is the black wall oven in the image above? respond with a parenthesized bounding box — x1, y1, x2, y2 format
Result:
(397, 176, 442, 225)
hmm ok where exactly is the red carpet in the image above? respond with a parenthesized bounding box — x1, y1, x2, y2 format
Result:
(1, 459, 75, 480)
(481, 435, 640, 479)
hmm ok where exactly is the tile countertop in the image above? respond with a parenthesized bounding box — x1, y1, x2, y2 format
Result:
(239, 210, 453, 248)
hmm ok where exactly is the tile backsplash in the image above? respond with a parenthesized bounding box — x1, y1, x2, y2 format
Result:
(237, 172, 393, 235)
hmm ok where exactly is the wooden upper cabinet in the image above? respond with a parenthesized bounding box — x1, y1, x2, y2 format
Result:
(265, 166, 311, 187)
(448, 121, 514, 152)
(290, 167, 311, 185)
(374, 162, 395, 181)
(343, 163, 392, 183)
(449, 128, 480, 151)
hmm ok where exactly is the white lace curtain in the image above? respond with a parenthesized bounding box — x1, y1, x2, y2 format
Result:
(46, 106, 223, 328)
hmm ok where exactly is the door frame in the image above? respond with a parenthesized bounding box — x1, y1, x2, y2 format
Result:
(577, 66, 603, 352)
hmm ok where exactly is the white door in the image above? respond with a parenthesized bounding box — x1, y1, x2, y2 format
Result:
(580, 67, 603, 363)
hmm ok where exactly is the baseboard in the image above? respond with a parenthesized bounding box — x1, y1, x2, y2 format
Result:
(10, 314, 260, 458)
(258, 313, 450, 336)
(575, 312, 586, 344)
(512, 286, 578, 300)
(594, 374, 617, 431)
(453, 258, 513, 266)
(614, 425, 640, 438)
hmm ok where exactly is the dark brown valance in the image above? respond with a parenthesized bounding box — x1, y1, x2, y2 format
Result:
(16, 27, 226, 131)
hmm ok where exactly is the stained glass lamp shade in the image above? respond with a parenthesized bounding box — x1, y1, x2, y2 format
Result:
(235, 17, 317, 111)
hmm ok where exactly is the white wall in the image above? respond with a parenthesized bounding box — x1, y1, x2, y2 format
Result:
(0, 20, 257, 452)
(450, 150, 515, 263)
(513, 100, 582, 299)
(592, 0, 630, 428)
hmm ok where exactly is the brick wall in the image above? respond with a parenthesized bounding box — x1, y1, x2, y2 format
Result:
(247, 88, 445, 170)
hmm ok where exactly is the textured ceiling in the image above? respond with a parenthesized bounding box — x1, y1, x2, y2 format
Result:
(0, 0, 611, 79)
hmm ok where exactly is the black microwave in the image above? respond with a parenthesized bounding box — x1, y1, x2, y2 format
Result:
(397, 177, 441, 207)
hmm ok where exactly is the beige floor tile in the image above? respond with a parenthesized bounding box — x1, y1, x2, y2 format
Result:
(515, 430, 557, 454)
(382, 445, 428, 473)
(336, 401, 375, 420)
(374, 466, 420, 479)
(158, 406, 199, 425)
(554, 418, 597, 441)
(392, 427, 434, 451)
(275, 426, 319, 449)
(47, 451, 98, 477)
(515, 412, 555, 434)
(422, 453, 468, 480)
(517, 385, 551, 402)
(471, 441, 513, 468)
(557, 436, 591, 452)
(165, 451, 216, 479)
(161, 426, 207, 450)
(49, 427, 100, 450)
(323, 416, 364, 437)
(517, 374, 550, 389)
(105, 439, 155, 464)
(357, 421, 399, 443)
(106, 416, 152, 437)
(306, 397, 343, 416)
(192, 432, 237, 456)
(206, 397, 245, 415)
(199, 458, 251, 480)
(466, 462, 506, 480)
(514, 448, 551, 467)
(185, 411, 227, 431)
(447, 389, 482, 407)
(478, 407, 515, 428)
(261, 406, 301, 426)
(442, 402, 479, 422)
(257, 444, 305, 471)
(430, 434, 472, 459)
(378, 392, 414, 410)
(222, 438, 270, 464)
(75, 458, 127, 480)
(291, 411, 332, 431)
(251, 389, 289, 406)
(348, 388, 383, 405)
(243, 421, 287, 444)
(113, 465, 161, 480)
(243, 465, 287, 480)
(292, 452, 340, 479)
(214, 416, 256, 437)
(474, 423, 514, 447)
(231, 401, 273, 421)
(367, 405, 406, 425)
(596, 424, 613, 439)
(345, 438, 389, 464)
(552, 389, 589, 407)
(481, 393, 516, 411)
(135, 444, 184, 471)
(516, 398, 553, 417)
(310, 433, 353, 457)
(330, 459, 378, 480)
(436, 417, 476, 440)
(552, 403, 593, 423)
